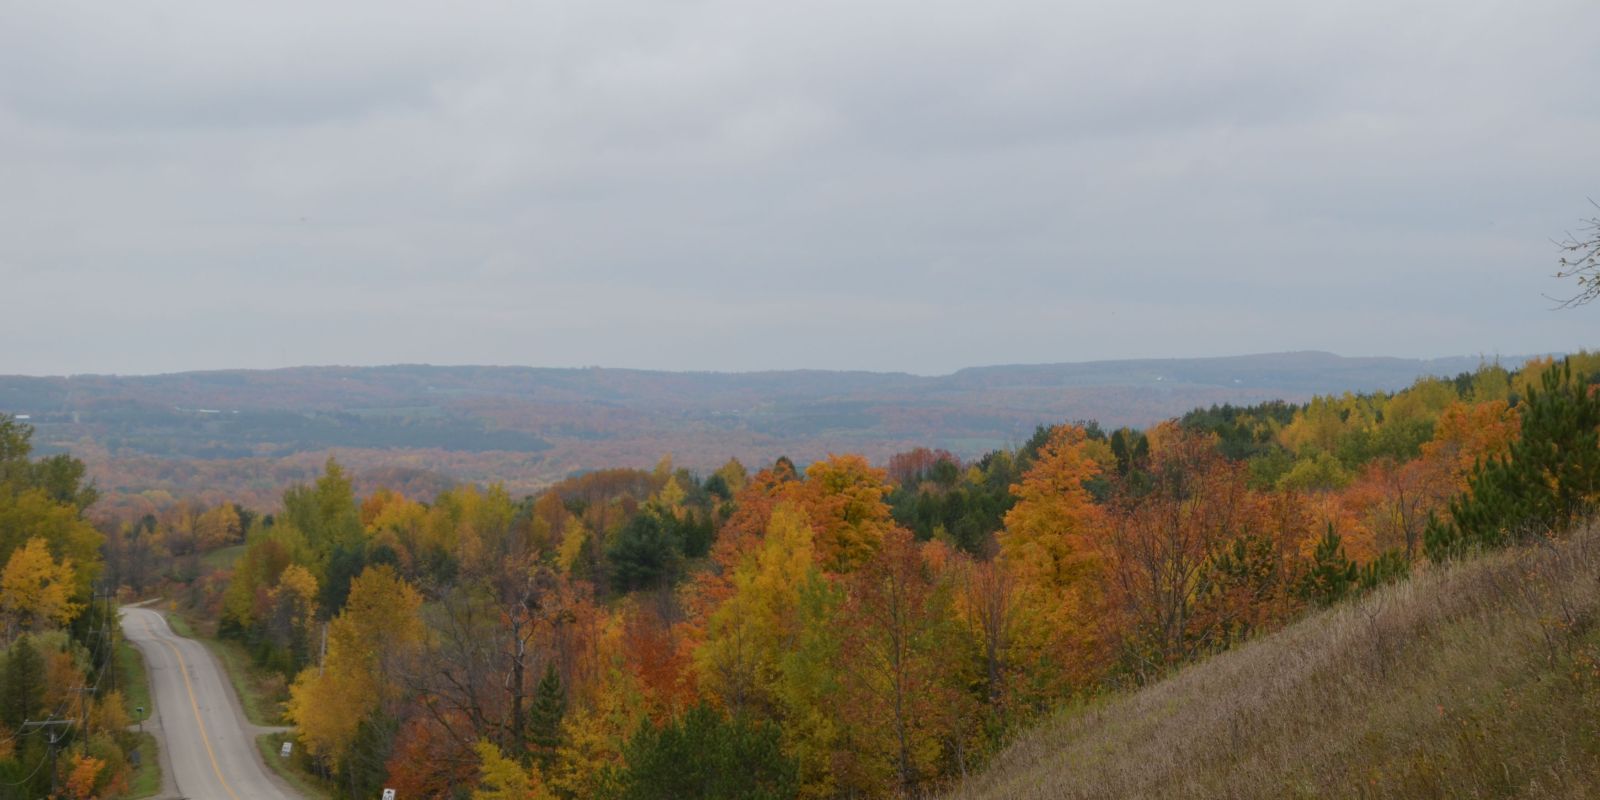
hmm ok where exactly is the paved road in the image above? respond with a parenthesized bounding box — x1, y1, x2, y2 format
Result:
(121, 606, 301, 800)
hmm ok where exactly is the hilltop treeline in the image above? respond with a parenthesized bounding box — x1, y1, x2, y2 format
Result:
(89, 353, 1600, 799)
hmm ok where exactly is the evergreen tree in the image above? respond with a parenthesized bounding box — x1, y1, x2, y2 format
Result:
(0, 738, 49, 798)
(613, 704, 797, 800)
(1510, 359, 1600, 531)
(1297, 526, 1357, 606)
(703, 473, 731, 502)
(679, 514, 715, 560)
(607, 511, 683, 593)
(529, 661, 565, 769)
(1421, 511, 1461, 562)
(0, 416, 36, 491)
(318, 542, 367, 619)
(1, 636, 45, 730)
(1359, 549, 1410, 591)
(338, 712, 397, 800)
(1193, 534, 1282, 649)
(1427, 358, 1600, 560)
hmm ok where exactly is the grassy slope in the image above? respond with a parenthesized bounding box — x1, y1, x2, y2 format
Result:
(945, 526, 1600, 800)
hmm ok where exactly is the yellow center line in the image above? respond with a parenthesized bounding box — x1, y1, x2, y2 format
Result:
(146, 617, 243, 800)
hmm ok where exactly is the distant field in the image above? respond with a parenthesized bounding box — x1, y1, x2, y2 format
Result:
(201, 544, 247, 572)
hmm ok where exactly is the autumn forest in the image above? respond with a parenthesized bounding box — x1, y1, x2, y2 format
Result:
(0, 351, 1586, 799)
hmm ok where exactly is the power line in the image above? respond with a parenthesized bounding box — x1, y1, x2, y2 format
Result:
(0, 585, 122, 758)
(19, 718, 73, 795)
(0, 744, 50, 788)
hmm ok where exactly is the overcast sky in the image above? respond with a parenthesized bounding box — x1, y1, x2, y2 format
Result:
(2, 0, 1597, 376)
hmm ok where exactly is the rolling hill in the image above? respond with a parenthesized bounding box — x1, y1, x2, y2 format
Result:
(0, 351, 1524, 506)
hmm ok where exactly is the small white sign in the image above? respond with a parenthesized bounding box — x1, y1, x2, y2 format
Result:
(279, 742, 292, 758)
(383, 790, 396, 800)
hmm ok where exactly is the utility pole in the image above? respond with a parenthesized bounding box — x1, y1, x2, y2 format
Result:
(71, 686, 94, 755)
(101, 588, 117, 697)
(22, 717, 73, 795)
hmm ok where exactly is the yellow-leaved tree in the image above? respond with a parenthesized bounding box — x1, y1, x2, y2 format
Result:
(0, 537, 81, 636)
(267, 564, 320, 670)
(548, 673, 639, 800)
(472, 739, 555, 800)
(287, 565, 423, 767)
(557, 518, 590, 576)
(195, 502, 243, 551)
(695, 501, 818, 715)
(0, 490, 103, 597)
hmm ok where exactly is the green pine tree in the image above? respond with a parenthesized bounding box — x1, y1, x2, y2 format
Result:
(613, 704, 797, 800)
(529, 661, 566, 768)
(1358, 549, 1410, 591)
(1427, 358, 1600, 560)
(1, 636, 46, 730)
(1298, 525, 1358, 606)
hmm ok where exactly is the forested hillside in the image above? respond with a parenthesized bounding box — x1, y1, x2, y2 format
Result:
(74, 352, 1600, 799)
(943, 519, 1600, 799)
(0, 352, 1521, 512)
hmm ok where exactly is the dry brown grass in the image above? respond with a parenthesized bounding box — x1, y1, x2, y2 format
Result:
(944, 525, 1600, 800)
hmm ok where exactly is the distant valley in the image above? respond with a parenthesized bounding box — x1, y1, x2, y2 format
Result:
(0, 351, 1525, 510)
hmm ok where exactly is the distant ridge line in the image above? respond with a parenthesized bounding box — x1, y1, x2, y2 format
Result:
(0, 349, 1543, 382)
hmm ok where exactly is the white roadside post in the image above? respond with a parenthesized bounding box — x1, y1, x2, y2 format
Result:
(383, 790, 396, 800)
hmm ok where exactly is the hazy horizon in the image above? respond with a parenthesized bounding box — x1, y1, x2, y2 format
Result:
(0, 348, 1551, 381)
(4, 1, 1598, 376)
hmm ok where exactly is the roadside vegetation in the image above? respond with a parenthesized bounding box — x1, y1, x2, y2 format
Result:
(122, 732, 161, 799)
(0, 418, 143, 799)
(115, 638, 151, 735)
(258, 731, 334, 800)
(114, 637, 160, 799)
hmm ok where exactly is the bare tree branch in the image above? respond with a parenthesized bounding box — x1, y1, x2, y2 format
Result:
(1551, 199, 1600, 309)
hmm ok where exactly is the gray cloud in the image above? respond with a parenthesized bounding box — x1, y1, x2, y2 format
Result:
(1, 0, 1597, 376)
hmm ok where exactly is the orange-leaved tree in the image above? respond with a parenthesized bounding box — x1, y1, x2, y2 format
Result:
(1100, 426, 1259, 678)
(998, 424, 1107, 697)
(799, 455, 897, 574)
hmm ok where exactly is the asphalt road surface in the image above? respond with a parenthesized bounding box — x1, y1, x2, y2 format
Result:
(121, 605, 301, 800)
